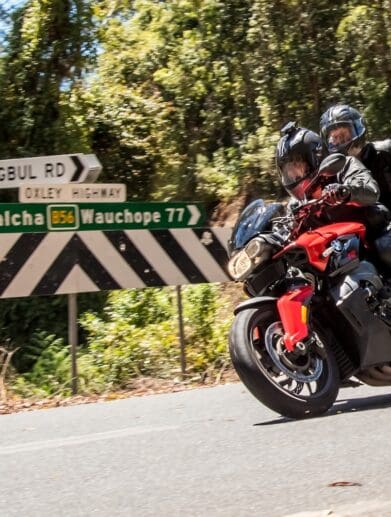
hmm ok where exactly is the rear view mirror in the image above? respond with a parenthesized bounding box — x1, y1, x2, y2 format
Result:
(318, 153, 346, 177)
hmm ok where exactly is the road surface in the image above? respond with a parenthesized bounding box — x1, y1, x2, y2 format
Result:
(1, 383, 391, 516)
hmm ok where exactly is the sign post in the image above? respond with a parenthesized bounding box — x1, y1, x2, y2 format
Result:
(176, 285, 186, 378)
(68, 293, 78, 396)
(0, 154, 102, 188)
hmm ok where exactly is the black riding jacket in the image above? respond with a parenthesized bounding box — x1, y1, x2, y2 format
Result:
(287, 156, 379, 212)
(360, 140, 391, 210)
(286, 156, 389, 241)
(336, 155, 380, 206)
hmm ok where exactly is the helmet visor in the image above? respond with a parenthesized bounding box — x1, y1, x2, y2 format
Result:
(280, 160, 314, 201)
(281, 160, 311, 186)
(326, 123, 355, 153)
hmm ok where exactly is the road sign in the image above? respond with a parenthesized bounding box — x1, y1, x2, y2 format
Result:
(0, 153, 102, 188)
(0, 227, 231, 298)
(19, 183, 126, 203)
(0, 202, 205, 233)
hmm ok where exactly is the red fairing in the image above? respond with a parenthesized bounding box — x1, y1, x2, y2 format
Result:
(275, 222, 366, 272)
(277, 284, 314, 352)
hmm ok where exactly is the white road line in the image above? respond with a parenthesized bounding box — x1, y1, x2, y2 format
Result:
(0, 425, 179, 455)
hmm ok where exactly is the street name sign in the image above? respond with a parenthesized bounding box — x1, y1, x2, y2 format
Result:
(0, 153, 102, 188)
(19, 183, 126, 203)
(0, 202, 205, 232)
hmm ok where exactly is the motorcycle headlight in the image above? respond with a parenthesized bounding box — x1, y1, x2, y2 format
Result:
(228, 238, 273, 281)
(228, 249, 253, 281)
(246, 238, 264, 259)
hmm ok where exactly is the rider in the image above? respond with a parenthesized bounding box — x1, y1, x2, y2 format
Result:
(275, 122, 391, 270)
(319, 104, 391, 211)
(276, 121, 379, 208)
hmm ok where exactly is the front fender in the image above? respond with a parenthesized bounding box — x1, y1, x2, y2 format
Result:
(233, 296, 277, 315)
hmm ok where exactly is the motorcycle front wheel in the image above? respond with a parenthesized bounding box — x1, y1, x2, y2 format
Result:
(229, 302, 339, 419)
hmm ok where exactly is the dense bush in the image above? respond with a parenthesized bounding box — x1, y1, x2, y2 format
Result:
(0, 292, 107, 374)
(12, 333, 70, 397)
(10, 285, 234, 397)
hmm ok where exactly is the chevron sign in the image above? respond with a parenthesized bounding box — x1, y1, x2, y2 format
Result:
(0, 228, 232, 298)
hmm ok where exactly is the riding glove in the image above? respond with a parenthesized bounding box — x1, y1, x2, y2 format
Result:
(322, 183, 351, 205)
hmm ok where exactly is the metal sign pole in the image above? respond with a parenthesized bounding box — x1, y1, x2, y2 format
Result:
(176, 285, 186, 377)
(68, 293, 78, 395)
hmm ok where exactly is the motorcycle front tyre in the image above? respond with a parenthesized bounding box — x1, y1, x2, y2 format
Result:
(229, 304, 340, 419)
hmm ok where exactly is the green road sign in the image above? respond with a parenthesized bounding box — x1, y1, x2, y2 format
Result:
(0, 202, 206, 233)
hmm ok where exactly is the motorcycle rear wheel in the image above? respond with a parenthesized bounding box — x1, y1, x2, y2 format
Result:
(229, 302, 339, 419)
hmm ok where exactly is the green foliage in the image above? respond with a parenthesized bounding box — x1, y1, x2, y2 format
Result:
(77, 315, 180, 392)
(0, 0, 390, 398)
(183, 284, 231, 373)
(0, 0, 95, 161)
(12, 333, 71, 397)
(0, 296, 68, 372)
(8, 285, 231, 396)
(0, 292, 107, 373)
(76, 285, 230, 393)
(184, 284, 218, 345)
(1, 0, 390, 201)
(84, 0, 281, 200)
(103, 288, 174, 326)
(335, 2, 391, 137)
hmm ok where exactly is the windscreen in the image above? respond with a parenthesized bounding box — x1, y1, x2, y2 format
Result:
(228, 200, 285, 254)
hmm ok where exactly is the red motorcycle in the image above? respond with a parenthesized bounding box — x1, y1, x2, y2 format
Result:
(228, 195, 391, 419)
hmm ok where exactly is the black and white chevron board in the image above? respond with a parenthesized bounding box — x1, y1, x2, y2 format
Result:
(0, 228, 232, 298)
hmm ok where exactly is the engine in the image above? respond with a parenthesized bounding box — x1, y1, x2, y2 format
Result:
(331, 260, 391, 385)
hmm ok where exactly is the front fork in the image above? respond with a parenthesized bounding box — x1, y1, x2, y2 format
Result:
(277, 283, 314, 352)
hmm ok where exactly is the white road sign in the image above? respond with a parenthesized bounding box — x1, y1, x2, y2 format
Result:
(0, 153, 102, 188)
(19, 183, 127, 203)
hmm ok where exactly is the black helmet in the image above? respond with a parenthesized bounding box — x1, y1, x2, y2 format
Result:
(276, 122, 323, 201)
(320, 104, 366, 155)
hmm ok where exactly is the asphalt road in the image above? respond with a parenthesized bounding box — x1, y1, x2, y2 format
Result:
(1, 382, 391, 517)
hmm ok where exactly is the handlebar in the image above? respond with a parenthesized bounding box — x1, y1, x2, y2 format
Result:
(284, 195, 332, 240)
(271, 191, 352, 242)
(294, 189, 349, 213)
(300, 193, 334, 207)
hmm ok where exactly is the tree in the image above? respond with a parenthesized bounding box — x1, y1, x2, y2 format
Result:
(335, 1, 391, 137)
(0, 0, 95, 159)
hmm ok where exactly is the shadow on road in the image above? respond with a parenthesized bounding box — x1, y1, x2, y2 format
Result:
(254, 392, 391, 426)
